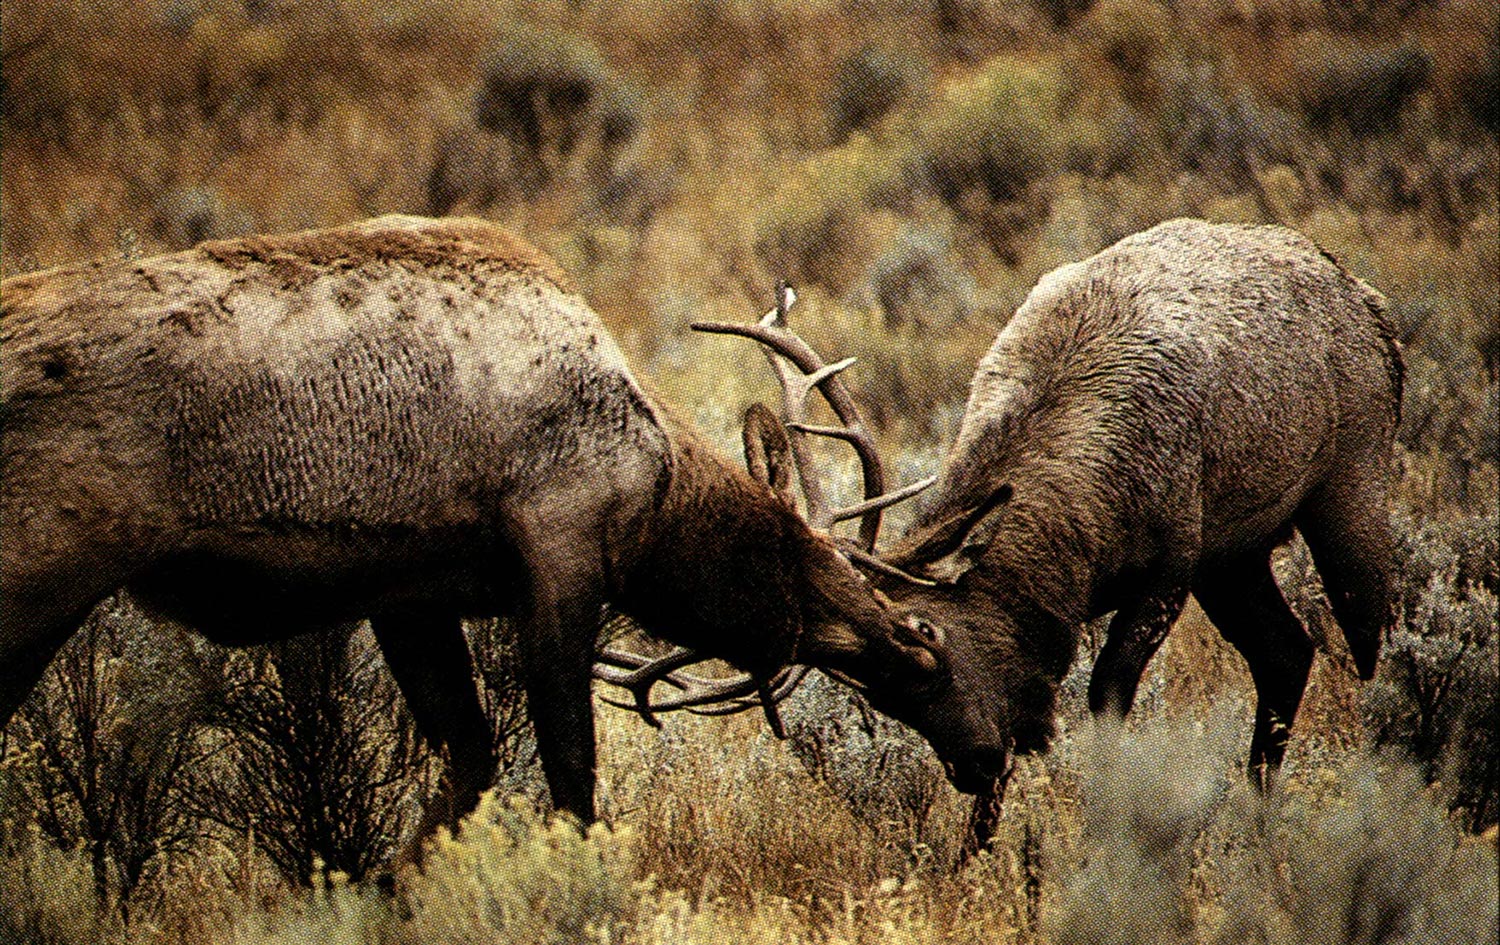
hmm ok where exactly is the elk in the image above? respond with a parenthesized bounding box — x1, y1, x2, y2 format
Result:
(710, 219, 1403, 852)
(0, 215, 942, 848)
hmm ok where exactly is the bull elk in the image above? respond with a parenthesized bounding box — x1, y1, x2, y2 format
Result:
(0, 215, 943, 848)
(708, 219, 1403, 854)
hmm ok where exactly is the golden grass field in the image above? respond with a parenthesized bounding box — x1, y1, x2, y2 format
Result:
(2, 1, 1497, 942)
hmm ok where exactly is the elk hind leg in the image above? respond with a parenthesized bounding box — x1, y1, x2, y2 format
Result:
(1194, 552, 1315, 790)
(370, 613, 496, 848)
(1295, 475, 1394, 681)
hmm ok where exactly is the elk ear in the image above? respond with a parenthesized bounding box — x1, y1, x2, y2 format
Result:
(743, 402, 796, 508)
(902, 484, 1013, 572)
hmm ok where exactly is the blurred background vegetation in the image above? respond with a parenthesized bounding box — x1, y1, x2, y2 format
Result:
(2, 1, 1496, 942)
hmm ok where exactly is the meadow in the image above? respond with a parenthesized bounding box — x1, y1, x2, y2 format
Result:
(2, 1, 1496, 942)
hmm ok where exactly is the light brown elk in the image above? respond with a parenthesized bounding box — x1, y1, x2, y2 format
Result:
(0, 215, 942, 845)
(708, 220, 1403, 853)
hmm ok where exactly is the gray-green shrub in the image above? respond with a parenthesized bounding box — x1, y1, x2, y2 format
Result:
(861, 226, 977, 331)
(1297, 40, 1432, 137)
(473, 23, 642, 179)
(1363, 514, 1498, 829)
(827, 43, 926, 141)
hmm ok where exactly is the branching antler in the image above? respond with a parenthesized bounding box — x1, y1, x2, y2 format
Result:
(692, 281, 935, 552)
(593, 644, 800, 736)
(593, 283, 934, 731)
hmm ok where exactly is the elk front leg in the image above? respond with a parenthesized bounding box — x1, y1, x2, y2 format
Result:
(515, 518, 608, 825)
(960, 764, 1015, 861)
(1087, 588, 1190, 718)
(0, 613, 79, 730)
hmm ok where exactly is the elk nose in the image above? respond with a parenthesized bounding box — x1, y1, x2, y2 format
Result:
(944, 747, 1008, 795)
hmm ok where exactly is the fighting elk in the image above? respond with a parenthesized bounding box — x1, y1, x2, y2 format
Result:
(707, 220, 1402, 853)
(0, 215, 941, 851)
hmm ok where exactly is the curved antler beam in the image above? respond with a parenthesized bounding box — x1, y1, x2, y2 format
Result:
(593, 646, 808, 736)
(693, 284, 922, 550)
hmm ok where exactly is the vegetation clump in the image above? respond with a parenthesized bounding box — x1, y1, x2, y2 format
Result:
(1295, 38, 1432, 137)
(910, 56, 1069, 205)
(827, 43, 926, 141)
(472, 22, 643, 180)
(862, 225, 977, 331)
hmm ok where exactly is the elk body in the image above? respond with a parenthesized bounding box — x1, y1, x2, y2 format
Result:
(0, 215, 942, 843)
(860, 219, 1402, 821)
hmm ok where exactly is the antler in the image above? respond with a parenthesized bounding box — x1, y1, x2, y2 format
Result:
(592, 643, 805, 737)
(593, 284, 933, 731)
(692, 282, 935, 552)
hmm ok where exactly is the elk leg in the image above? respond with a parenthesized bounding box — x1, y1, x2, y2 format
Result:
(1087, 589, 1189, 718)
(0, 584, 120, 730)
(1193, 553, 1315, 790)
(0, 617, 78, 730)
(1295, 475, 1394, 681)
(370, 614, 495, 838)
(3, 521, 153, 731)
(514, 522, 606, 826)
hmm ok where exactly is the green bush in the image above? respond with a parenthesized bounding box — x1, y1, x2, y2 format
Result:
(1296, 39, 1432, 137)
(399, 795, 638, 945)
(1469, 39, 1500, 134)
(1041, 720, 1500, 945)
(1156, 60, 1305, 181)
(1209, 753, 1499, 944)
(152, 186, 255, 249)
(1046, 719, 1225, 945)
(1364, 515, 1498, 830)
(1079, 0, 1176, 82)
(860, 225, 977, 331)
(781, 671, 952, 863)
(473, 22, 643, 178)
(827, 43, 926, 141)
(908, 55, 1068, 204)
(754, 134, 911, 288)
(0, 815, 119, 945)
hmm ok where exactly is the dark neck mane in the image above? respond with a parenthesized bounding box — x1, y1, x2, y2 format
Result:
(617, 425, 804, 676)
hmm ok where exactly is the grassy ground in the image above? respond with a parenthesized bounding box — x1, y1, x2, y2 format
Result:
(2, 1, 1497, 941)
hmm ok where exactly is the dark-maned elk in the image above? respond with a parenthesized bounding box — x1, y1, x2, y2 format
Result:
(0, 215, 943, 853)
(711, 219, 1403, 853)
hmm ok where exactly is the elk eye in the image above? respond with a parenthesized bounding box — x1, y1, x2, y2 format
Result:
(906, 616, 944, 647)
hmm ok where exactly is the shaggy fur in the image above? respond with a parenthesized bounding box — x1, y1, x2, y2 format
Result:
(865, 219, 1401, 802)
(1, 215, 940, 846)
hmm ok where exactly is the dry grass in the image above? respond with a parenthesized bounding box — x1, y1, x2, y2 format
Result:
(3, 0, 1497, 941)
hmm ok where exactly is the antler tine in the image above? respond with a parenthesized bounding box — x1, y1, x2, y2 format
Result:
(598, 670, 763, 715)
(836, 540, 938, 587)
(686, 664, 810, 716)
(686, 665, 813, 739)
(759, 328, 835, 530)
(694, 287, 900, 549)
(828, 475, 937, 524)
(593, 645, 711, 727)
(594, 645, 804, 728)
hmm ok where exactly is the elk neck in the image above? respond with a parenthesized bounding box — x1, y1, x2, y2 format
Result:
(613, 426, 808, 678)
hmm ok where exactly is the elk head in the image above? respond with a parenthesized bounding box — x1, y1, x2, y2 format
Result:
(860, 479, 1075, 798)
(593, 283, 945, 736)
